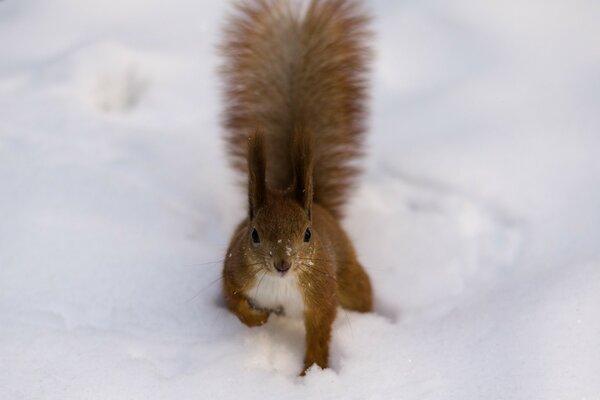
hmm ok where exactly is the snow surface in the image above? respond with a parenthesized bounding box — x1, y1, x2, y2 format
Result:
(1, 0, 600, 399)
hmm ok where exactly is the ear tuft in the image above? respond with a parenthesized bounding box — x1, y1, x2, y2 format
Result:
(248, 128, 266, 219)
(291, 126, 314, 219)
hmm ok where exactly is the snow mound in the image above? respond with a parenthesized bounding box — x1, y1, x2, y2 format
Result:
(348, 168, 524, 322)
(77, 44, 149, 113)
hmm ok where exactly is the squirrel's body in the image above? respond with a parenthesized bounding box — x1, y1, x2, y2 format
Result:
(220, 0, 373, 374)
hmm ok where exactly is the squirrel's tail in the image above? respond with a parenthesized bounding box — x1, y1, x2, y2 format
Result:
(220, 0, 371, 217)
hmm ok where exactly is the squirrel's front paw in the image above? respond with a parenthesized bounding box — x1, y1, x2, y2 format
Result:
(240, 310, 270, 327)
(237, 300, 270, 327)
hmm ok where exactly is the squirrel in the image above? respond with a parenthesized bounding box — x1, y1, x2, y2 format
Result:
(219, 0, 373, 375)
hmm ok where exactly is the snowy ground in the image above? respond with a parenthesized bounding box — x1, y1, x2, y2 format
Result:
(1, 0, 600, 399)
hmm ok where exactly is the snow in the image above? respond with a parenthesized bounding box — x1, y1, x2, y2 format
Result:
(1, 0, 599, 399)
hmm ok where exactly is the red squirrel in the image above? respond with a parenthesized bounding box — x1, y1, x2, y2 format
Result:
(219, 0, 373, 375)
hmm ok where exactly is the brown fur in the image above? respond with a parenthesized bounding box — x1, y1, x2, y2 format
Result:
(220, 0, 373, 375)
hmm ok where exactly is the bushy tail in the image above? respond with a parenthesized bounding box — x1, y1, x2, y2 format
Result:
(220, 0, 371, 217)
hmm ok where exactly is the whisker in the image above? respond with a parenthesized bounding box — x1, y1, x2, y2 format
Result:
(251, 269, 268, 304)
(183, 258, 225, 267)
(296, 256, 386, 271)
(185, 260, 269, 303)
(296, 264, 338, 284)
(184, 275, 226, 303)
(234, 266, 267, 295)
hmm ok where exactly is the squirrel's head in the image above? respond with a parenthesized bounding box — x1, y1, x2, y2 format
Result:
(244, 129, 314, 276)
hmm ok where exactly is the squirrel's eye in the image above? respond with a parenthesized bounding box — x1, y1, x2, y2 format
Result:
(304, 227, 312, 242)
(251, 228, 260, 244)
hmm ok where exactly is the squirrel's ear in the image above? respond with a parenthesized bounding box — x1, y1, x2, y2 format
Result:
(248, 129, 266, 220)
(292, 126, 314, 219)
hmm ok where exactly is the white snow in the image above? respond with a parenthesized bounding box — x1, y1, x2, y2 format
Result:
(1, 0, 600, 399)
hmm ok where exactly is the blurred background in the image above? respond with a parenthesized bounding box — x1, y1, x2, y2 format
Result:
(1, 0, 599, 399)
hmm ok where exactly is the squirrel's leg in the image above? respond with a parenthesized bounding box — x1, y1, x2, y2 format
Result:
(223, 271, 270, 327)
(301, 302, 337, 375)
(337, 260, 373, 312)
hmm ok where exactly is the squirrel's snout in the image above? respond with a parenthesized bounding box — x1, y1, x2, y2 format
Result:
(274, 260, 291, 273)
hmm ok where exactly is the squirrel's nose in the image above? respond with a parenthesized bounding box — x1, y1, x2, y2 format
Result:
(274, 260, 291, 273)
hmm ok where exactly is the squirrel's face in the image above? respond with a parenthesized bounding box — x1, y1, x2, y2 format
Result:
(243, 130, 314, 277)
(245, 194, 313, 276)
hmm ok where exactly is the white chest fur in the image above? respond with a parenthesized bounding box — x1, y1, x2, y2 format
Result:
(246, 272, 305, 319)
